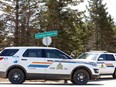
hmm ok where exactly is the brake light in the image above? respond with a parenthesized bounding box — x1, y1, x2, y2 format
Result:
(0, 58, 3, 60)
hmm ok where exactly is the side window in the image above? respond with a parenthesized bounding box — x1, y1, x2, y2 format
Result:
(23, 49, 42, 57)
(45, 49, 68, 59)
(98, 54, 106, 61)
(0, 49, 19, 56)
(106, 54, 115, 61)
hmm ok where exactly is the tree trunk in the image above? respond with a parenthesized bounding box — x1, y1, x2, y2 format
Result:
(14, 0, 19, 46)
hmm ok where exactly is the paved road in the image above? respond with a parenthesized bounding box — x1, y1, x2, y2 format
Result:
(0, 76, 116, 87)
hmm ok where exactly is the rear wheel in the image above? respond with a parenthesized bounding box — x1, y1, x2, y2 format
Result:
(8, 68, 25, 84)
(72, 69, 90, 85)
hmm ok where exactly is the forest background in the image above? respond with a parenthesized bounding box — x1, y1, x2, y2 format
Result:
(0, 0, 115, 57)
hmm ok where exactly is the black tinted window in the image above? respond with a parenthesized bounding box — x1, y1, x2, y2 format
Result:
(23, 49, 42, 57)
(106, 54, 115, 61)
(98, 54, 115, 61)
(0, 49, 19, 56)
(98, 54, 106, 61)
(45, 49, 70, 59)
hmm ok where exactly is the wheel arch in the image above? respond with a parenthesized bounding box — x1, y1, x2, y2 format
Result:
(6, 65, 27, 78)
(113, 67, 116, 78)
(71, 66, 92, 80)
(113, 67, 116, 73)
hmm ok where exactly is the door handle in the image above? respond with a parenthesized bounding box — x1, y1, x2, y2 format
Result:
(21, 59, 27, 61)
(47, 60, 53, 62)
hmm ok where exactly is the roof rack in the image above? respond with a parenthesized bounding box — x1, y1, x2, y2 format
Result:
(90, 50, 107, 53)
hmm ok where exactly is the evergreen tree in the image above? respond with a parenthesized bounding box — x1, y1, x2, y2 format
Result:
(40, 0, 88, 55)
(0, 0, 89, 55)
(0, 15, 11, 48)
(0, 0, 41, 46)
(0, 19, 5, 48)
(87, 0, 115, 51)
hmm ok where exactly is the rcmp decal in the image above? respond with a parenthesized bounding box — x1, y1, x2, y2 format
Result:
(98, 62, 114, 68)
(57, 62, 63, 70)
(13, 56, 19, 64)
(4, 57, 8, 61)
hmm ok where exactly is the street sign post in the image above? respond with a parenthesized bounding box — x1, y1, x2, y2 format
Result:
(42, 36, 52, 47)
(35, 30, 58, 47)
(35, 30, 58, 39)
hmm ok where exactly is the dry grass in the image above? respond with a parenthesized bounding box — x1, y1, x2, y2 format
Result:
(0, 78, 8, 82)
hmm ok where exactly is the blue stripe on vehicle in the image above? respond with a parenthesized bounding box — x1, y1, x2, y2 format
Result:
(28, 65, 49, 68)
(62, 61, 77, 63)
(54, 60, 77, 64)
(107, 66, 114, 67)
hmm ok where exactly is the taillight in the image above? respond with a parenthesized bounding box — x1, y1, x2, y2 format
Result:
(0, 58, 3, 60)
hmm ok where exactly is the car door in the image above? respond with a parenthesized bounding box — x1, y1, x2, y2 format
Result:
(97, 54, 115, 74)
(44, 49, 71, 79)
(20, 49, 46, 75)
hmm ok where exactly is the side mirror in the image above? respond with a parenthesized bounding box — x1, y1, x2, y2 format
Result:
(98, 57, 104, 61)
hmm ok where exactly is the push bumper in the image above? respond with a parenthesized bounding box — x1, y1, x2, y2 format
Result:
(91, 75, 100, 80)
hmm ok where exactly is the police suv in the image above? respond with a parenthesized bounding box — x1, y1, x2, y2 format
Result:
(0, 47, 99, 85)
(77, 51, 116, 78)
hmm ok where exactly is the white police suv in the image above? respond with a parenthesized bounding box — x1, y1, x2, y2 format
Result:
(0, 47, 99, 85)
(77, 51, 116, 78)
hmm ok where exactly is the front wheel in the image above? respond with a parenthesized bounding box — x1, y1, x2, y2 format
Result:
(8, 68, 25, 84)
(113, 69, 116, 78)
(72, 69, 90, 85)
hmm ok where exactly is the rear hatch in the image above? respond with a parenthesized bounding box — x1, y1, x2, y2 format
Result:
(0, 48, 19, 70)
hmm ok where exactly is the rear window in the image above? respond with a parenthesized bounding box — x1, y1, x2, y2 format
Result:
(23, 49, 42, 57)
(0, 49, 19, 56)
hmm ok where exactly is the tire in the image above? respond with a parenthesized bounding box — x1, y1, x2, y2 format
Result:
(72, 69, 89, 85)
(71, 79, 74, 83)
(113, 69, 116, 78)
(8, 68, 25, 84)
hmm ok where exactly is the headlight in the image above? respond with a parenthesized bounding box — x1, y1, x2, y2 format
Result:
(88, 62, 97, 67)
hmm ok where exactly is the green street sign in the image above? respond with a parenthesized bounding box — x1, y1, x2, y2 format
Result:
(35, 30, 58, 39)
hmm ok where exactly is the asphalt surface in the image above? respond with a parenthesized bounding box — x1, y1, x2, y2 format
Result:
(0, 75, 115, 87)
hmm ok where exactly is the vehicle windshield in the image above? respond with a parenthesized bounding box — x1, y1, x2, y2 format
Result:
(77, 53, 98, 60)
